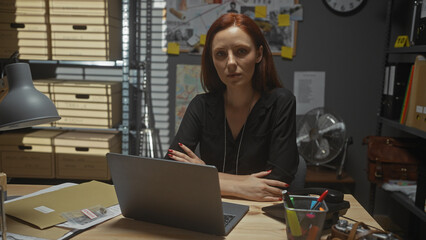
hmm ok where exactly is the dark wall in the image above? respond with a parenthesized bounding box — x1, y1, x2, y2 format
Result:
(168, 1, 389, 209)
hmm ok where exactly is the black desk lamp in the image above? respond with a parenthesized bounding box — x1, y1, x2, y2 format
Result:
(0, 60, 61, 239)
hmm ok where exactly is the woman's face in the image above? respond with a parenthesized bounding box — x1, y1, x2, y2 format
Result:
(211, 26, 262, 89)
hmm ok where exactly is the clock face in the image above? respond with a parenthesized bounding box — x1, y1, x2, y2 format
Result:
(323, 0, 367, 15)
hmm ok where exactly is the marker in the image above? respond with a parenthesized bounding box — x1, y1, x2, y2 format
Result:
(286, 208, 302, 237)
(282, 190, 294, 208)
(306, 225, 320, 240)
(311, 190, 328, 210)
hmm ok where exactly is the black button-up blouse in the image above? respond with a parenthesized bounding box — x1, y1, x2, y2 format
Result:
(167, 87, 299, 184)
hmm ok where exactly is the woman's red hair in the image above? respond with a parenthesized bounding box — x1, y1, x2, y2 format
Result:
(201, 13, 282, 93)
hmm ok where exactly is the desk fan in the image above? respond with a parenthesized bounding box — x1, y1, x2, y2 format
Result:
(296, 107, 351, 178)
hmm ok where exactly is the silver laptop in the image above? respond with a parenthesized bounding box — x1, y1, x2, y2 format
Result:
(107, 153, 249, 236)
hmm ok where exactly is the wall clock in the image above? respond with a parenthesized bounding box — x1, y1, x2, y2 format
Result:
(323, 0, 367, 16)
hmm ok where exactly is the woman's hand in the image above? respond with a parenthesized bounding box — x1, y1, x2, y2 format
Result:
(219, 170, 289, 202)
(168, 143, 206, 165)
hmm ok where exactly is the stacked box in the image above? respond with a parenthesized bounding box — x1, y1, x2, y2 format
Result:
(0, 0, 48, 60)
(33, 79, 62, 127)
(54, 131, 121, 180)
(49, 0, 122, 60)
(50, 80, 122, 129)
(0, 130, 63, 178)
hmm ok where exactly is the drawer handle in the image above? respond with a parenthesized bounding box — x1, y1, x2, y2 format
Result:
(75, 94, 90, 99)
(75, 147, 89, 152)
(18, 145, 32, 150)
(10, 23, 25, 29)
(73, 25, 87, 30)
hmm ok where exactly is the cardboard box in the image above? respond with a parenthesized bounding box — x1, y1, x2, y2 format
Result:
(0, 28, 48, 58)
(0, 130, 63, 146)
(54, 131, 120, 180)
(54, 116, 118, 128)
(55, 110, 121, 128)
(51, 80, 121, 95)
(49, 0, 117, 9)
(52, 47, 115, 57)
(51, 55, 118, 61)
(2, 39, 48, 47)
(54, 103, 121, 128)
(33, 80, 50, 94)
(55, 101, 115, 111)
(52, 92, 121, 129)
(0, 0, 46, 9)
(48, 0, 121, 19)
(57, 109, 111, 118)
(0, 14, 47, 23)
(0, 0, 46, 15)
(49, 15, 120, 26)
(0, 0, 121, 60)
(55, 154, 110, 180)
(0, 23, 47, 32)
(53, 131, 120, 148)
(51, 39, 109, 48)
(55, 143, 120, 156)
(1, 151, 54, 178)
(49, 81, 122, 128)
(0, 130, 63, 178)
(1, 47, 48, 55)
(50, 24, 112, 33)
(52, 93, 112, 102)
(14, 54, 49, 60)
(51, 31, 113, 41)
(49, 22, 121, 60)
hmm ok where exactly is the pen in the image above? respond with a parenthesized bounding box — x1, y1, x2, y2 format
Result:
(282, 190, 294, 208)
(311, 190, 328, 210)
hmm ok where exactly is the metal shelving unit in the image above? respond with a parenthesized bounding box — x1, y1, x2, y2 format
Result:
(391, 192, 426, 222)
(379, 117, 426, 139)
(2, 1, 141, 155)
(374, 1, 426, 239)
(28, 60, 124, 67)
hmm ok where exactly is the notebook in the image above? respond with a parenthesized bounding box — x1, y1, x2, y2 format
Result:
(106, 152, 249, 236)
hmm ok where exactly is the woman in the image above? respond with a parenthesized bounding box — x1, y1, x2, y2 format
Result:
(167, 13, 299, 202)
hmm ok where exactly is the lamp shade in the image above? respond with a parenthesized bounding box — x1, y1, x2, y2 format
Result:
(0, 63, 61, 131)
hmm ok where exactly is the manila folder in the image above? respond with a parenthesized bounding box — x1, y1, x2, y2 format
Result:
(5, 181, 118, 229)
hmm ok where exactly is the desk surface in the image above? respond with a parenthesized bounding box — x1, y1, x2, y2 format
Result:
(8, 184, 381, 240)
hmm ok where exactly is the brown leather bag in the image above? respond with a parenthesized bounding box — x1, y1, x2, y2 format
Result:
(363, 136, 420, 185)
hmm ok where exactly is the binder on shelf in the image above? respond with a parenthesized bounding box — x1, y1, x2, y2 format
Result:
(405, 55, 426, 131)
(381, 63, 411, 120)
(413, 2, 426, 45)
(400, 65, 415, 124)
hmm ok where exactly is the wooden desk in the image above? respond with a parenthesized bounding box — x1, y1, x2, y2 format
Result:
(8, 184, 381, 240)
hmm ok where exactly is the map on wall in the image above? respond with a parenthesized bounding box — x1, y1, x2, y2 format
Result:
(175, 64, 204, 133)
(166, 0, 302, 55)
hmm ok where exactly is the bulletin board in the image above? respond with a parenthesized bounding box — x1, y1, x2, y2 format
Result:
(165, 0, 302, 58)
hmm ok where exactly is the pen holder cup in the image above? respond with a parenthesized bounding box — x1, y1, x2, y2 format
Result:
(283, 195, 329, 240)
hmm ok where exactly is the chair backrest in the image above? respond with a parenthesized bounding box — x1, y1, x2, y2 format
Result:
(289, 156, 306, 191)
